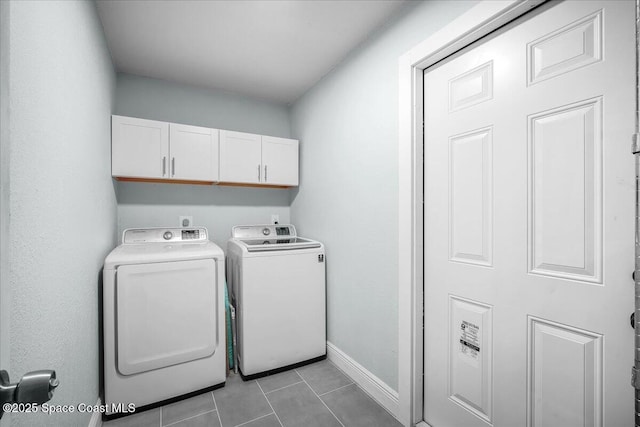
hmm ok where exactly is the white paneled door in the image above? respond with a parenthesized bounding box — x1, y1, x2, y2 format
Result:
(424, 1, 635, 426)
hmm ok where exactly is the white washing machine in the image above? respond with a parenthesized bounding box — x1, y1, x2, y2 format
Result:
(103, 227, 225, 416)
(227, 224, 326, 378)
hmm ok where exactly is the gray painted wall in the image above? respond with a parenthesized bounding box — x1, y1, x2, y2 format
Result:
(115, 73, 291, 137)
(0, 2, 10, 426)
(289, 0, 478, 390)
(116, 182, 291, 249)
(114, 73, 293, 247)
(8, 1, 116, 425)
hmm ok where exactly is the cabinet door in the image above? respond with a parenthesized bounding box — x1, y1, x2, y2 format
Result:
(262, 136, 299, 186)
(219, 130, 262, 184)
(112, 115, 169, 179)
(169, 123, 219, 182)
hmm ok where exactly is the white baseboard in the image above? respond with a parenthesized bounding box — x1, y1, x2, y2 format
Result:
(87, 398, 102, 427)
(326, 341, 399, 419)
(415, 422, 431, 427)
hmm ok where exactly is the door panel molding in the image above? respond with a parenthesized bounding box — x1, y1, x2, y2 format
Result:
(448, 295, 493, 423)
(448, 127, 493, 267)
(527, 97, 603, 284)
(527, 316, 603, 427)
(449, 61, 494, 113)
(526, 9, 603, 86)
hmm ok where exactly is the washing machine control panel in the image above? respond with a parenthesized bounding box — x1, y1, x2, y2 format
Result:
(275, 227, 290, 236)
(232, 225, 296, 239)
(123, 227, 209, 244)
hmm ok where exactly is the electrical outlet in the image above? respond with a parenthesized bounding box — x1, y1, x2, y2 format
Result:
(271, 214, 280, 224)
(179, 216, 193, 227)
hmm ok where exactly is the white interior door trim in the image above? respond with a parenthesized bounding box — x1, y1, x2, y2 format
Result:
(397, 1, 545, 426)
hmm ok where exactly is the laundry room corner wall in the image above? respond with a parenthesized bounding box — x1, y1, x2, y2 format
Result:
(0, 2, 10, 427)
(289, 0, 478, 392)
(114, 74, 292, 248)
(8, 1, 117, 426)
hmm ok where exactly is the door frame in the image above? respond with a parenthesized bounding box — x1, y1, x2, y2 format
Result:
(397, 1, 549, 426)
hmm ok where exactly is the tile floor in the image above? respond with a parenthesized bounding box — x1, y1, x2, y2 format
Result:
(103, 360, 402, 427)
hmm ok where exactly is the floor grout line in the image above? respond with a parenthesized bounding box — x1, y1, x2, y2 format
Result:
(263, 380, 305, 395)
(256, 380, 285, 427)
(298, 376, 346, 427)
(233, 411, 275, 427)
(296, 362, 354, 396)
(211, 392, 225, 427)
(163, 409, 217, 427)
(317, 382, 355, 397)
(210, 391, 217, 411)
(159, 406, 163, 427)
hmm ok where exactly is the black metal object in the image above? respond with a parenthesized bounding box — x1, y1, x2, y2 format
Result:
(0, 369, 59, 419)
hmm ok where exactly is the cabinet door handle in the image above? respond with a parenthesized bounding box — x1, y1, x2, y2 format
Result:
(162, 157, 166, 176)
(171, 158, 175, 177)
(258, 164, 261, 182)
(264, 165, 268, 182)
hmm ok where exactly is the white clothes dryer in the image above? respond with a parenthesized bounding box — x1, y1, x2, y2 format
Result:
(227, 224, 326, 379)
(103, 227, 225, 416)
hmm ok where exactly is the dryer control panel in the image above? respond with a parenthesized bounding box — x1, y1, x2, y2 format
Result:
(122, 227, 209, 244)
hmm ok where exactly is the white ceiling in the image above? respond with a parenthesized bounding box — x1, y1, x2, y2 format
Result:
(96, 0, 410, 104)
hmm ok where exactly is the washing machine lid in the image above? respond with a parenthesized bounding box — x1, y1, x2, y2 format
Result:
(231, 224, 321, 252)
(105, 227, 224, 267)
(236, 237, 321, 252)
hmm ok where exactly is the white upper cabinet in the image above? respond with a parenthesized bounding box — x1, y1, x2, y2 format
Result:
(112, 115, 169, 179)
(112, 115, 219, 183)
(169, 123, 219, 182)
(262, 136, 299, 186)
(219, 130, 299, 187)
(219, 130, 262, 184)
(112, 115, 298, 187)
